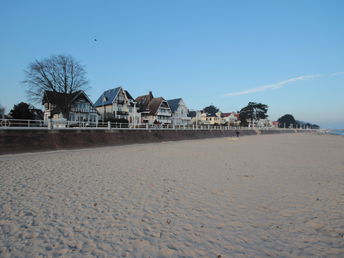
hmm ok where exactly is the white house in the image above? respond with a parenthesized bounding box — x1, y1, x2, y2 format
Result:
(188, 110, 221, 125)
(167, 98, 191, 125)
(255, 119, 272, 128)
(94, 87, 140, 125)
(42, 90, 99, 124)
(221, 112, 240, 126)
(135, 91, 172, 124)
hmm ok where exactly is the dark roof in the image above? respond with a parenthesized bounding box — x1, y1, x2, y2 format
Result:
(94, 87, 121, 107)
(135, 91, 154, 112)
(124, 90, 134, 101)
(167, 98, 182, 113)
(42, 91, 82, 106)
(42, 90, 92, 115)
(135, 92, 171, 115)
(148, 97, 166, 115)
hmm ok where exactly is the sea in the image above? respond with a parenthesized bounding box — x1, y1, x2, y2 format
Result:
(327, 129, 344, 136)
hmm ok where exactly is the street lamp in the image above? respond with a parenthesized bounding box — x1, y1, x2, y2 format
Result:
(133, 101, 137, 128)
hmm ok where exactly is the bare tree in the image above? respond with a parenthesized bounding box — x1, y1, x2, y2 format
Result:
(22, 55, 89, 116)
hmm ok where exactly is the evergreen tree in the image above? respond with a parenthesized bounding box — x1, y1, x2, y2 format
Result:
(239, 102, 268, 127)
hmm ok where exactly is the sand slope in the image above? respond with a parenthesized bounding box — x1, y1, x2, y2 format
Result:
(0, 134, 343, 257)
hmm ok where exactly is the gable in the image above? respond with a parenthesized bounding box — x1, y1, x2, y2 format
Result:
(135, 92, 154, 112)
(148, 98, 163, 115)
(167, 98, 181, 113)
(73, 92, 89, 104)
(42, 90, 80, 106)
(94, 87, 121, 107)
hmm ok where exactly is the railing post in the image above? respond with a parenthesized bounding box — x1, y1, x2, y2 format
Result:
(108, 121, 111, 129)
(28, 120, 30, 128)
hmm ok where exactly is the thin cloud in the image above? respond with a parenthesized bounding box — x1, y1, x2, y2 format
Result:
(330, 71, 344, 76)
(224, 74, 322, 97)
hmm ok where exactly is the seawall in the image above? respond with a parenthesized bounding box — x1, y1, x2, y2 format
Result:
(0, 129, 307, 155)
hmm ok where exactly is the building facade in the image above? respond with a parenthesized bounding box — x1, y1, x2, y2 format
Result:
(94, 87, 140, 125)
(167, 98, 191, 125)
(189, 111, 224, 125)
(135, 92, 172, 124)
(42, 90, 99, 124)
(221, 112, 240, 126)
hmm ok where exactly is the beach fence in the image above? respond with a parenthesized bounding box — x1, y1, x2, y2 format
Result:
(0, 118, 239, 130)
(0, 118, 291, 131)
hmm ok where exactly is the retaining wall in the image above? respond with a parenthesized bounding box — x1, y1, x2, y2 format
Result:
(0, 129, 304, 155)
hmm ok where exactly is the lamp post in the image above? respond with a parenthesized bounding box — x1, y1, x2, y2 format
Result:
(195, 111, 199, 128)
(133, 101, 137, 128)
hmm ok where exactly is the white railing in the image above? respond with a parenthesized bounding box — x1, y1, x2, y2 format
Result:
(0, 119, 313, 131)
(0, 119, 47, 128)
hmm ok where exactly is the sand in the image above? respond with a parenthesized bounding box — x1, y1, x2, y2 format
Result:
(0, 133, 343, 257)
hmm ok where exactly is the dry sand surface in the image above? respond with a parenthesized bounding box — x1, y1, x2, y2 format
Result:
(0, 133, 344, 257)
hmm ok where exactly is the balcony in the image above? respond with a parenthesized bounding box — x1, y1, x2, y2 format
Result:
(70, 108, 92, 113)
(117, 100, 125, 105)
(116, 111, 129, 115)
(157, 119, 172, 124)
(157, 112, 172, 116)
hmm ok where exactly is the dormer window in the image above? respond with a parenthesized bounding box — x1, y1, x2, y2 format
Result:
(103, 96, 108, 102)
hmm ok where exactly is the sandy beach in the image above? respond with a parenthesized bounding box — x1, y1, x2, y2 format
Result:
(0, 133, 343, 257)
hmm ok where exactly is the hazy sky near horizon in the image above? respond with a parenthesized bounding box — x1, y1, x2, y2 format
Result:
(1, 0, 343, 128)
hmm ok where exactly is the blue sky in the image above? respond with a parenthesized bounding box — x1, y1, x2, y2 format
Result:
(1, 0, 343, 128)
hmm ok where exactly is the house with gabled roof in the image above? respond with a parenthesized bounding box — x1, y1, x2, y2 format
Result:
(42, 90, 99, 124)
(167, 98, 191, 125)
(135, 91, 172, 124)
(221, 112, 240, 126)
(94, 87, 140, 125)
(188, 110, 225, 126)
(188, 110, 206, 125)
